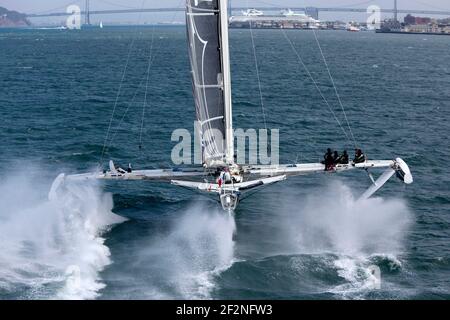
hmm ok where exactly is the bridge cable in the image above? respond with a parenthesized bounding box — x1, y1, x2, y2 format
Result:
(333, 0, 375, 9)
(408, 0, 450, 11)
(30, 0, 83, 15)
(96, 0, 140, 10)
(247, 0, 375, 10)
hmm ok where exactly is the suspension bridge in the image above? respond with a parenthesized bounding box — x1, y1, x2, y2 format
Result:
(25, 1, 450, 21)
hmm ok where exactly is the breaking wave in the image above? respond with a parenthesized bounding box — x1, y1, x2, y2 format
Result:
(0, 170, 125, 300)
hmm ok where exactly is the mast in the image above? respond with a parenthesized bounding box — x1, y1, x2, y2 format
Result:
(219, 0, 234, 165)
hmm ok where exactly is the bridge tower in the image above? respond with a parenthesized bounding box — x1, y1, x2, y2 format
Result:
(394, 0, 398, 22)
(85, 0, 91, 25)
(305, 7, 319, 20)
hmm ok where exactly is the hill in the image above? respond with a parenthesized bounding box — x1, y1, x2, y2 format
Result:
(0, 7, 30, 27)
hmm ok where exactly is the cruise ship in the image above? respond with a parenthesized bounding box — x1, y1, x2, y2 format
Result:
(230, 8, 321, 29)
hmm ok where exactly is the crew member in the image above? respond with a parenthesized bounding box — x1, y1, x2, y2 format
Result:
(323, 148, 335, 171)
(337, 150, 349, 165)
(322, 148, 331, 164)
(218, 168, 232, 185)
(230, 167, 242, 183)
(333, 151, 339, 164)
(353, 149, 366, 164)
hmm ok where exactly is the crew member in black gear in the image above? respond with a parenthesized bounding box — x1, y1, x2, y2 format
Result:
(353, 149, 366, 164)
(337, 150, 349, 165)
(333, 151, 339, 164)
(321, 148, 330, 164)
(322, 148, 335, 171)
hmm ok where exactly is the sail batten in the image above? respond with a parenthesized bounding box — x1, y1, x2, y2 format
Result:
(186, 0, 232, 167)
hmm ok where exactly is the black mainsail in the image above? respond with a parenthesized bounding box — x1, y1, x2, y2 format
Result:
(186, 0, 234, 167)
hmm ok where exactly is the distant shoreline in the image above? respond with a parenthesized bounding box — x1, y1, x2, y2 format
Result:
(376, 29, 450, 36)
(0, 6, 30, 27)
(0, 24, 186, 30)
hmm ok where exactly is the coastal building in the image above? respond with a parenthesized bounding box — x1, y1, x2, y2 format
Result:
(405, 24, 434, 33)
(404, 14, 432, 25)
(380, 16, 450, 35)
(380, 18, 402, 31)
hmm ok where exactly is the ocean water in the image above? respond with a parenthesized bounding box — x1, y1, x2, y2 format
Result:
(0, 26, 449, 300)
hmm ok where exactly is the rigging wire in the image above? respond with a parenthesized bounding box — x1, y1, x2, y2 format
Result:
(100, 0, 148, 164)
(310, 29, 358, 148)
(281, 30, 352, 144)
(106, 31, 155, 151)
(106, 76, 147, 149)
(247, 0, 358, 146)
(104, 0, 184, 159)
(299, 0, 359, 148)
(139, 25, 156, 150)
(248, 0, 268, 130)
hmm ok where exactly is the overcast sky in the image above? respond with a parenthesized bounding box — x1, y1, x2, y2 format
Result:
(1, 0, 449, 24)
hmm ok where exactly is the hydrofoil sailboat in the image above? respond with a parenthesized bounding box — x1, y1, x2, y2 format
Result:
(50, 0, 413, 212)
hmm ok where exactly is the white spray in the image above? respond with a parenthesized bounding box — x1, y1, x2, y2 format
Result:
(280, 182, 411, 255)
(0, 171, 125, 300)
(272, 181, 412, 297)
(136, 203, 236, 299)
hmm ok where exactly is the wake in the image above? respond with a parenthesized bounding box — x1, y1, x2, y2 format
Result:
(0, 170, 125, 300)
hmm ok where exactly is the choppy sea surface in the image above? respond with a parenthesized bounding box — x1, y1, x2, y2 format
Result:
(0, 26, 449, 300)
